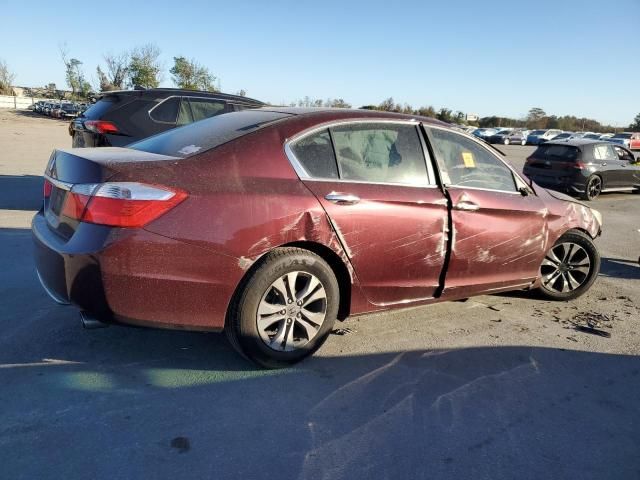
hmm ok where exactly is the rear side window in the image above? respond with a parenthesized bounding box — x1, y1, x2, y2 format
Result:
(330, 123, 428, 185)
(290, 129, 338, 179)
(149, 97, 180, 124)
(533, 144, 580, 161)
(189, 98, 226, 122)
(130, 110, 291, 158)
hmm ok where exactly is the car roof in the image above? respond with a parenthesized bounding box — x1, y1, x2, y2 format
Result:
(254, 106, 448, 127)
(542, 139, 609, 147)
(97, 88, 265, 105)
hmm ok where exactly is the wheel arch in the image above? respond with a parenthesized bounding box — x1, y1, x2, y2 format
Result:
(281, 241, 352, 321)
(226, 241, 353, 329)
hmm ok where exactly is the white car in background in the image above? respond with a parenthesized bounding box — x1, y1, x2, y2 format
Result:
(526, 129, 563, 145)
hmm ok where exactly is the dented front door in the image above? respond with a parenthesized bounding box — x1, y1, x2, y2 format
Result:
(303, 180, 449, 306)
(443, 187, 548, 297)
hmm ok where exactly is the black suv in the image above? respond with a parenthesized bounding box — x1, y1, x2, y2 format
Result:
(523, 139, 640, 200)
(70, 88, 265, 148)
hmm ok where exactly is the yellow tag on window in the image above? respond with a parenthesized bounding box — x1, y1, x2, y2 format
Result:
(462, 151, 475, 168)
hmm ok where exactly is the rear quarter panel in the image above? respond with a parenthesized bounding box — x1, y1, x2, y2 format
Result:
(106, 124, 372, 327)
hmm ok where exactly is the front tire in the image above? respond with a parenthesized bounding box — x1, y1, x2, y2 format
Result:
(226, 247, 339, 368)
(504, 138, 510, 145)
(537, 230, 600, 301)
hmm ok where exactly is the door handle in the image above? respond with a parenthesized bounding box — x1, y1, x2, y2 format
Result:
(601, 162, 607, 166)
(325, 192, 360, 205)
(453, 200, 480, 211)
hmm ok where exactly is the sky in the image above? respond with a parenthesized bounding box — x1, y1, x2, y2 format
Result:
(1, 0, 638, 126)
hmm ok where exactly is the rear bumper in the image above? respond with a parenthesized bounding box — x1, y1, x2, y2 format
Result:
(32, 212, 113, 317)
(523, 170, 587, 194)
(32, 211, 243, 331)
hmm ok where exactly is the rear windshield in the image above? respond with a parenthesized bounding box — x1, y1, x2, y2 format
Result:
(530, 130, 546, 135)
(612, 133, 632, 139)
(532, 144, 580, 161)
(129, 110, 292, 158)
(82, 97, 117, 119)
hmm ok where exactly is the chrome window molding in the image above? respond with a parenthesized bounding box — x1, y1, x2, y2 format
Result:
(283, 118, 439, 188)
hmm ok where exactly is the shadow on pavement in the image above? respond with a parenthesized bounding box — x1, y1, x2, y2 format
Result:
(0, 324, 638, 479)
(0, 174, 44, 210)
(600, 257, 640, 280)
(1, 228, 639, 479)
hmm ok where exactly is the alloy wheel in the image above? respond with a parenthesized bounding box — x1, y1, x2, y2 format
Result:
(587, 176, 602, 199)
(540, 242, 591, 293)
(256, 271, 327, 352)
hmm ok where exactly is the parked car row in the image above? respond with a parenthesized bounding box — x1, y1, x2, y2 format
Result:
(467, 127, 640, 150)
(33, 100, 88, 119)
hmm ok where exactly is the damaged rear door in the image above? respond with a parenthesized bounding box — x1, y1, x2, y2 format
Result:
(287, 121, 449, 306)
(426, 126, 548, 297)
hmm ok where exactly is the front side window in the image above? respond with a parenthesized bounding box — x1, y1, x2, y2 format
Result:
(330, 123, 428, 185)
(429, 127, 517, 192)
(613, 146, 633, 162)
(593, 144, 616, 161)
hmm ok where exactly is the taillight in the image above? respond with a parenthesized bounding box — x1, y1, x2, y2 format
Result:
(60, 182, 187, 228)
(84, 120, 119, 135)
(573, 162, 586, 170)
(43, 179, 53, 198)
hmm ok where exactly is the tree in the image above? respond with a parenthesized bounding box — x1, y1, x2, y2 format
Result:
(437, 108, 453, 123)
(417, 106, 436, 118)
(96, 51, 130, 91)
(170, 56, 217, 91)
(453, 111, 466, 124)
(128, 44, 162, 89)
(630, 113, 640, 131)
(60, 46, 89, 99)
(527, 107, 547, 128)
(378, 97, 396, 111)
(325, 98, 351, 108)
(0, 58, 16, 94)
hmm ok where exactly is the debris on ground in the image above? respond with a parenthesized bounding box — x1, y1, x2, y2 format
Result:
(487, 305, 501, 312)
(331, 327, 357, 336)
(566, 312, 616, 338)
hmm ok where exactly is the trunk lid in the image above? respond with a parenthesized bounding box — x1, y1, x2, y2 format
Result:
(44, 147, 179, 239)
(526, 144, 581, 172)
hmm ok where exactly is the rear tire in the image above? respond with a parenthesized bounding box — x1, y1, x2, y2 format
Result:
(537, 230, 600, 301)
(226, 247, 339, 368)
(581, 175, 602, 201)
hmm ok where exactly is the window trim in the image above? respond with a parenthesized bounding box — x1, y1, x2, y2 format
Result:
(284, 119, 438, 187)
(148, 95, 183, 125)
(148, 95, 228, 125)
(425, 125, 528, 196)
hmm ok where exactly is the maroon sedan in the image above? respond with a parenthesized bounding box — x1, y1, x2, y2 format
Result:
(33, 108, 602, 367)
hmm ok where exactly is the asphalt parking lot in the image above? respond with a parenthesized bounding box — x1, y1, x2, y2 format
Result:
(1, 110, 639, 479)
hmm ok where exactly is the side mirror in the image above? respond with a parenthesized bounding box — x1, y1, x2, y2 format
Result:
(518, 186, 530, 197)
